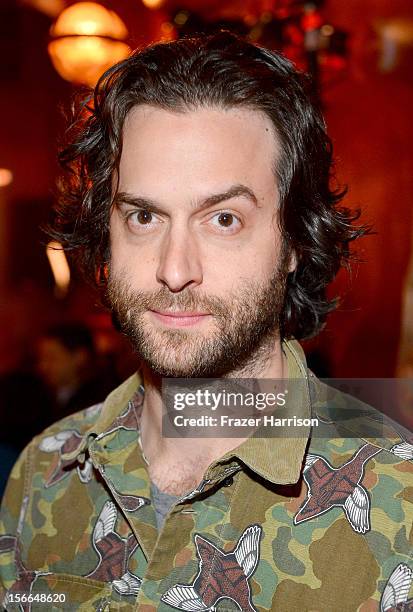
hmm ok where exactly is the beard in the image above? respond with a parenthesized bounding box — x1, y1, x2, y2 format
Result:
(106, 258, 289, 379)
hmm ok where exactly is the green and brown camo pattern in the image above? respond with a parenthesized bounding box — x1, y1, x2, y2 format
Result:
(0, 341, 412, 612)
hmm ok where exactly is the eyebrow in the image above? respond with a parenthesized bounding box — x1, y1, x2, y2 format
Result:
(113, 184, 259, 215)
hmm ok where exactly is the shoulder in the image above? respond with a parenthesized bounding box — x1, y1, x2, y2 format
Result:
(309, 374, 412, 453)
(0, 373, 141, 513)
(35, 371, 141, 446)
(306, 375, 412, 524)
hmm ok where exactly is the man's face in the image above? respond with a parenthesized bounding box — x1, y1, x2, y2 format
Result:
(108, 105, 292, 377)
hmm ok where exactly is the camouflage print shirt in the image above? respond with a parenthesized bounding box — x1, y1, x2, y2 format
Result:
(0, 340, 412, 611)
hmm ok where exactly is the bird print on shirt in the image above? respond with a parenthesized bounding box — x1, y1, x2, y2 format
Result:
(389, 426, 413, 461)
(380, 563, 413, 611)
(294, 443, 382, 533)
(161, 524, 262, 611)
(38, 430, 85, 487)
(38, 393, 144, 489)
(86, 501, 142, 597)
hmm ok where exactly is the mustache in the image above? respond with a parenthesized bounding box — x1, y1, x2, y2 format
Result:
(107, 279, 228, 317)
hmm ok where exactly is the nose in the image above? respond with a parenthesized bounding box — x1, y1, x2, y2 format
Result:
(156, 225, 203, 292)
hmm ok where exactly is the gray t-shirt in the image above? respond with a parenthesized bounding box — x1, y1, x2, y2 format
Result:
(150, 480, 180, 530)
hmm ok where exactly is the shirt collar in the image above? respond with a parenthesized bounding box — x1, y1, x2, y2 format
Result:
(211, 339, 312, 485)
(86, 338, 311, 485)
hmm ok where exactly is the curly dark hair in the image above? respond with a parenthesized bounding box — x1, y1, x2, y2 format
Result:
(51, 31, 367, 340)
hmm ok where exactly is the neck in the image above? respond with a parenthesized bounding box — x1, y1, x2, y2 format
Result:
(139, 336, 288, 468)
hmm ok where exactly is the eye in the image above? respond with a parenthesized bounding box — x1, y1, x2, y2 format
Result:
(126, 209, 162, 231)
(135, 210, 153, 224)
(209, 211, 242, 233)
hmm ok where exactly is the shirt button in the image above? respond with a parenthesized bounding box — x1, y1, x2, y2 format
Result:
(222, 475, 234, 487)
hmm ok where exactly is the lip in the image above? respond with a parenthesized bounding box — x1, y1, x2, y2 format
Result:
(149, 310, 211, 327)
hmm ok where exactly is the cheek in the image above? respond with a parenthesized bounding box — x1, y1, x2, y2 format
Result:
(234, 231, 280, 271)
(258, 225, 284, 272)
(111, 250, 158, 286)
(206, 245, 278, 292)
(109, 240, 158, 287)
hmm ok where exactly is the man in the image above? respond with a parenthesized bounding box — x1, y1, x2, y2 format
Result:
(1, 32, 412, 612)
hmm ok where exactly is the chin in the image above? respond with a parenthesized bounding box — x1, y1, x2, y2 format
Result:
(137, 348, 214, 378)
(143, 361, 201, 379)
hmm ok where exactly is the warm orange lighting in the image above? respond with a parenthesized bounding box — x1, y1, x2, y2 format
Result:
(321, 24, 335, 37)
(160, 21, 176, 41)
(244, 14, 257, 27)
(49, 37, 130, 87)
(46, 241, 71, 297)
(51, 2, 128, 39)
(174, 11, 189, 26)
(48, 2, 130, 87)
(22, 0, 65, 19)
(377, 18, 413, 45)
(142, 0, 164, 9)
(0, 169, 13, 187)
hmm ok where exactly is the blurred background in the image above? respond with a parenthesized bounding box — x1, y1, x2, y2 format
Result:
(0, 0, 412, 482)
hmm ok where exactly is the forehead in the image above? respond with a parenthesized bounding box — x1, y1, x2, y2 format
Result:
(118, 104, 280, 201)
